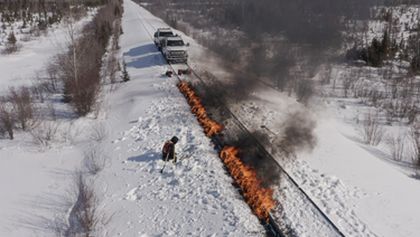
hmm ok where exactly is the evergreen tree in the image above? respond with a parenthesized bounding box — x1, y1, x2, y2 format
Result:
(121, 61, 130, 82)
(4, 31, 18, 53)
(381, 30, 390, 57)
(7, 31, 17, 45)
(411, 55, 420, 74)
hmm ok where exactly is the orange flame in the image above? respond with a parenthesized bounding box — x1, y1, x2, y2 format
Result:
(177, 81, 276, 221)
(220, 146, 276, 221)
(178, 81, 224, 137)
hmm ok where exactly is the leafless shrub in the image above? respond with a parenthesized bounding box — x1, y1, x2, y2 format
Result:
(384, 97, 417, 122)
(29, 121, 59, 147)
(59, 1, 121, 116)
(0, 122, 5, 138)
(296, 79, 314, 104)
(343, 77, 353, 98)
(20, 34, 32, 42)
(58, 28, 102, 116)
(8, 86, 35, 130)
(387, 133, 406, 161)
(0, 101, 15, 140)
(175, 20, 191, 35)
(319, 65, 332, 85)
(30, 27, 41, 37)
(30, 83, 48, 103)
(66, 172, 99, 237)
(83, 147, 108, 175)
(60, 122, 81, 145)
(361, 111, 385, 146)
(111, 18, 122, 51)
(89, 123, 108, 142)
(409, 124, 420, 166)
(367, 89, 384, 107)
(45, 61, 61, 93)
(47, 102, 57, 121)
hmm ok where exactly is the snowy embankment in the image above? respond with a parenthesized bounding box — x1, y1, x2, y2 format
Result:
(0, 15, 94, 237)
(0, 1, 264, 236)
(128, 2, 375, 236)
(93, 0, 264, 236)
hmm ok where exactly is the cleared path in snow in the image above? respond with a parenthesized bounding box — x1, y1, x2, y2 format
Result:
(95, 0, 264, 236)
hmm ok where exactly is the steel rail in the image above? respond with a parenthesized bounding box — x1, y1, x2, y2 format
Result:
(134, 8, 345, 237)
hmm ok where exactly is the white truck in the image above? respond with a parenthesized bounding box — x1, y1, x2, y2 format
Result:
(161, 36, 188, 64)
(153, 28, 175, 50)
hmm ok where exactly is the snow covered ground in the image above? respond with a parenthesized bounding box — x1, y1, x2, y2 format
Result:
(130, 3, 420, 237)
(0, 1, 264, 235)
(224, 54, 420, 237)
(94, 1, 264, 235)
(2, 1, 420, 236)
(0, 14, 94, 94)
(0, 13, 96, 237)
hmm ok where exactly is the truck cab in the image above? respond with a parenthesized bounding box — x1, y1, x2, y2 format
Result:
(153, 28, 175, 50)
(161, 36, 188, 64)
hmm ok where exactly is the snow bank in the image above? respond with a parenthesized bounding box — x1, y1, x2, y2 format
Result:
(93, 1, 265, 235)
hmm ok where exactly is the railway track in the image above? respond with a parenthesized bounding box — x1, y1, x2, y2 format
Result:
(134, 8, 346, 237)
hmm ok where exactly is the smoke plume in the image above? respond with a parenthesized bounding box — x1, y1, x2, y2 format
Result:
(273, 112, 318, 157)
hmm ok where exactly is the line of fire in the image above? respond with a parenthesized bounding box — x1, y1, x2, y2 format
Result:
(177, 81, 283, 237)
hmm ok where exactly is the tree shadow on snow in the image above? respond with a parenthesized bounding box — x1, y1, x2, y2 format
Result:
(128, 151, 161, 163)
(126, 54, 166, 69)
(9, 191, 72, 236)
(123, 43, 158, 57)
(6, 166, 76, 236)
(340, 132, 364, 144)
(123, 43, 166, 69)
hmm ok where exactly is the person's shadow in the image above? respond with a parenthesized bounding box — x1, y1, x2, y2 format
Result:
(128, 152, 161, 163)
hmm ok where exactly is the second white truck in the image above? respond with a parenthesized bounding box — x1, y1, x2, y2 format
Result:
(153, 28, 175, 50)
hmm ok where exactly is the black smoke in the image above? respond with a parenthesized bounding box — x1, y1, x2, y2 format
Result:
(139, 0, 402, 160)
(142, 0, 390, 102)
(273, 112, 318, 157)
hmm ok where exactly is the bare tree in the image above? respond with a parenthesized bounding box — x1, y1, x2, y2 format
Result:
(362, 110, 385, 146)
(387, 133, 406, 161)
(89, 123, 108, 142)
(45, 61, 60, 93)
(29, 121, 59, 147)
(66, 172, 99, 237)
(8, 87, 35, 130)
(0, 101, 15, 140)
(30, 80, 48, 103)
(0, 121, 5, 138)
(107, 52, 119, 84)
(83, 147, 108, 175)
(58, 1, 122, 116)
(58, 30, 101, 116)
(343, 78, 352, 98)
(410, 124, 420, 166)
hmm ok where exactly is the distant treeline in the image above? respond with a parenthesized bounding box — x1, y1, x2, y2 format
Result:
(0, 0, 107, 11)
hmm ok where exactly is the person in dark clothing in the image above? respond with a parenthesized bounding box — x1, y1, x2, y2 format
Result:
(162, 136, 179, 163)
